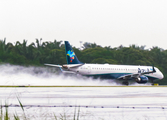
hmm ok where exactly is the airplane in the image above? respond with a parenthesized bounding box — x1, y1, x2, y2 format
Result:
(45, 41, 164, 85)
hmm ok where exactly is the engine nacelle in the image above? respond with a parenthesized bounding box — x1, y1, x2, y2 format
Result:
(135, 76, 149, 84)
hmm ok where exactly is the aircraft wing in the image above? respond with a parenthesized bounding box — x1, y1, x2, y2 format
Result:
(117, 66, 156, 80)
(117, 73, 142, 80)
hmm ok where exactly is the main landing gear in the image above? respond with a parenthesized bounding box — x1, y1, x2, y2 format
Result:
(122, 81, 129, 86)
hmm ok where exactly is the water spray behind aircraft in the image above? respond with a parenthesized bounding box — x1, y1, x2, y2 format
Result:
(0, 64, 113, 86)
(0, 64, 152, 86)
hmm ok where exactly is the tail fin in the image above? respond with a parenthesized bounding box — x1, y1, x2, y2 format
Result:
(65, 41, 82, 64)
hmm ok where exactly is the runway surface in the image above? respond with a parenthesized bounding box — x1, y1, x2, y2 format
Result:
(0, 64, 167, 119)
(0, 87, 167, 120)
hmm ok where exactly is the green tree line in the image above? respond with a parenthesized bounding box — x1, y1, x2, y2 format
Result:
(0, 38, 167, 84)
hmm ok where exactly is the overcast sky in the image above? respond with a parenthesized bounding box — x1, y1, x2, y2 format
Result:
(0, 0, 167, 49)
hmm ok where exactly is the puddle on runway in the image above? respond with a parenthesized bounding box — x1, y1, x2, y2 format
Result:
(0, 87, 167, 120)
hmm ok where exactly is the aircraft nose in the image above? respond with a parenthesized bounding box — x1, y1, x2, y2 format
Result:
(159, 72, 164, 79)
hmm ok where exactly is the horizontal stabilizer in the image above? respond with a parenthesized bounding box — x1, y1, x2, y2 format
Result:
(45, 64, 77, 74)
(45, 63, 84, 69)
(62, 64, 83, 68)
(44, 64, 62, 68)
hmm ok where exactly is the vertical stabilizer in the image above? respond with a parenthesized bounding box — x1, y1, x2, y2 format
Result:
(65, 41, 82, 64)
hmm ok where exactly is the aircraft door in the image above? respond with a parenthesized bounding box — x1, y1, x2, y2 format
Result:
(87, 66, 91, 73)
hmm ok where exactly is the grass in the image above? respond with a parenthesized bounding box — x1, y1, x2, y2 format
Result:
(0, 99, 81, 120)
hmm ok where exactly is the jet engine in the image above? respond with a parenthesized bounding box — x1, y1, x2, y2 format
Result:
(135, 76, 149, 83)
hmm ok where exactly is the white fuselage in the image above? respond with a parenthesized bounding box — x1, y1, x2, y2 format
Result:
(68, 64, 164, 80)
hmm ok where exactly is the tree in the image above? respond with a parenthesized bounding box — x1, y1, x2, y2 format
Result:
(0, 39, 167, 84)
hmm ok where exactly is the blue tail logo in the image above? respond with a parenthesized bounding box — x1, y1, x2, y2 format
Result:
(65, 41, 83, 64)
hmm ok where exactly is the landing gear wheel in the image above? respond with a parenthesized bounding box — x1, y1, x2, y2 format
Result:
(122, 81, 129, 86)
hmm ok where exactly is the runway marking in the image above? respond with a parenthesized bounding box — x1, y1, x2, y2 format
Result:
(1, 104, 166, 109)
(0, 85, 166, 87)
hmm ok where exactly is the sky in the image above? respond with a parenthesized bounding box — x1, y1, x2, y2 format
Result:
(0, 0, 167, 49)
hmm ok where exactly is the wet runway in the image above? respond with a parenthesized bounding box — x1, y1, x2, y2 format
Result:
(0, 86, 167, 120)
(0, 65, 167, 119)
